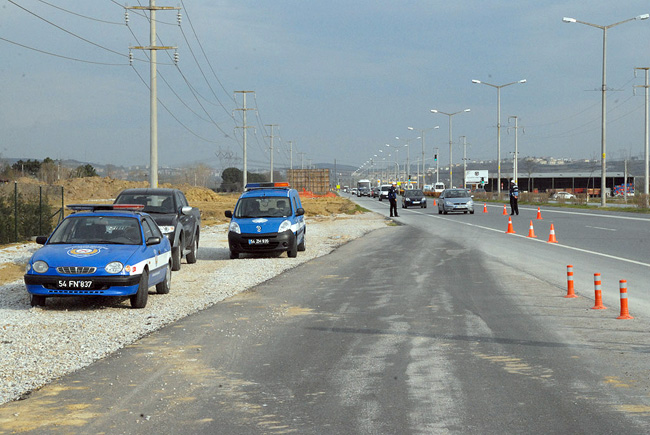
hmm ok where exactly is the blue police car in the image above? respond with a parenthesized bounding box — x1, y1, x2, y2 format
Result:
(24, 204, 172, 309)
(224, 182, 306, 259)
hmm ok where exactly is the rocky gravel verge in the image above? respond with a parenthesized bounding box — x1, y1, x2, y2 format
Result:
(0, 213, 388, 406)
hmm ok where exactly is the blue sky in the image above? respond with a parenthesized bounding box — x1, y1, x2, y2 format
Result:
(3, 1, 650, 174)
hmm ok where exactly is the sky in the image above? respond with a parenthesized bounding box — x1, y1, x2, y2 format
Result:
(3, 0, 650, 175)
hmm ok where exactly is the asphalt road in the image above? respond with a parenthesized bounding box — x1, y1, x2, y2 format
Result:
(2, 197, 650, 434)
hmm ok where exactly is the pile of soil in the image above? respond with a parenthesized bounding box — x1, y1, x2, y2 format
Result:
(24, 177, 361, 225)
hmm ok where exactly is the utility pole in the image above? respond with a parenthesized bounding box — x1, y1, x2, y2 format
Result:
(235, 91, 255, 190)
(508, 116, 523, 183)
(265, 124, 277, 182)
(127, 0, 179, 188)
(635, 67, 650, 207)
(460, 136, 468, 188)
(287, 140, 293, 186)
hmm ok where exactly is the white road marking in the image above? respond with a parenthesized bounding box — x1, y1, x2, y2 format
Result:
(585, 226, 616, 231)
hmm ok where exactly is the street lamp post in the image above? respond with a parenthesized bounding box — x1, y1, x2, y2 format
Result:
(430, 108, 470, 188)
(563, 14, 649, 206)
(408, 126, 440, 189)
(471, 78, 526, 197)
(434, 147, 439, 184)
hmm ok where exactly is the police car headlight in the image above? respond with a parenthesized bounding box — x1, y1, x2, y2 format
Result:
(32, 261, 49, 274)
(158, 225, 175, 234)
(278, 220, 292, 233)
(229, 221, 241, 234)
(105, 262, 124, 274)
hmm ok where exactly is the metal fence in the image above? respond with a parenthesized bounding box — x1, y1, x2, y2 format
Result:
(0, 182, 64, 244)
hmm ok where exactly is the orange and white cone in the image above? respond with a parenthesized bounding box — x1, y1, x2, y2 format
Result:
(536, 207, 543, 220)
(592, 273, 606, 309)
(433, 199, 437, 206)
(483, 203, 488, 213)
(502, 204, 507, 215)
(506, 217, 516, 234)
(565, 265, 577, 298)
(617, 280, 634, 319)
(527, 221, 537, 238)
(547, 223, 558, 243)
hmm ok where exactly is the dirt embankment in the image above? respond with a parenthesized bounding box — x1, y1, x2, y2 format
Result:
(17, 176, 361, 225)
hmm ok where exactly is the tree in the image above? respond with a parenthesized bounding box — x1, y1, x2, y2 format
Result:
(12, 159, 41, 177)
(39, 157, 58, 184)
(221, 167, 242, 192)
(74, 164, 98, 178)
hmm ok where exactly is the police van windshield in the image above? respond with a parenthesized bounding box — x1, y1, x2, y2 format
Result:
(235, 197, 292, 218)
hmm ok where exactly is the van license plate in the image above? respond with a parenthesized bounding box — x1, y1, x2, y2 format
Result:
(249, 239, 269, 245)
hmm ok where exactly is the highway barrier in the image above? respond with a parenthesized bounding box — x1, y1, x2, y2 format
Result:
(592, 273, 606, 310)
(565, 265, 577, 298)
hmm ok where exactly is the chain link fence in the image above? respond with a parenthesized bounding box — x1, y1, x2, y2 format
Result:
(0, 182, 64, 244)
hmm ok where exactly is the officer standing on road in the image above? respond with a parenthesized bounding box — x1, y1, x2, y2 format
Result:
(388, 182, 399, 217)
(509, 179, 519, 215)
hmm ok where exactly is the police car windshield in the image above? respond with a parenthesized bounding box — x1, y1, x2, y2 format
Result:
(235, 197, 291, 218)
(48, 216, 142, 245)
(115, 194, 175, 214)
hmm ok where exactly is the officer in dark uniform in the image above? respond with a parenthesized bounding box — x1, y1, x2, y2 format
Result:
(388, 182, 399, 217)
(509, 179, 519, 215)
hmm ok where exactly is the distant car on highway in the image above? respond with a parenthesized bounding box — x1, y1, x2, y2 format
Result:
(402, 189, 427, 208)
(357, 187, 370, 197)
(551, 191, 576, 200)
(370, 186, 380, 198)
(378, 184, 392, 201)
(437, 189, 474, 214)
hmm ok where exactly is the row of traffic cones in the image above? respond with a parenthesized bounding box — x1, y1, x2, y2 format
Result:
(494, 204, 543, 220)
(505, 217, 558, 243)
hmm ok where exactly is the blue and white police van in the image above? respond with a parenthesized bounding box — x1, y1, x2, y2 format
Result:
(24, 204, 172, 309)
(224, 182, 306, 259)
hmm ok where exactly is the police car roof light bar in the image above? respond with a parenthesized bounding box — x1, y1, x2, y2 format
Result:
(245, 182, 290, 190)
(67, 204, 145, 212)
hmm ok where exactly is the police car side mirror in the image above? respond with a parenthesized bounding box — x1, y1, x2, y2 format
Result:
(225, 210, 233, 218)
(146, 236, 161, 246)
(296, 207, 305, 216)
(35, 236, 48, 245)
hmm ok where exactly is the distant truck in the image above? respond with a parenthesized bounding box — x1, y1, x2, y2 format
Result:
(433, 182, 445, 193)
(114, 188, 201, 271)
(357, 179, 371, 197)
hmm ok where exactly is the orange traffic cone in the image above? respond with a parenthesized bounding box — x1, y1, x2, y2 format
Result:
(547, 223, 558, 243)
(536, 207, 543, 220)
(506, 217, 516, 234)
(527, 221, 537, 238)
(503, 204, 507, 215)
(483, 203, 488, 213)
(433, 199, 437, 206)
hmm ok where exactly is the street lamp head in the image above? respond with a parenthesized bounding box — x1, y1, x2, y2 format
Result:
(407, 126, 414, 131)
(434, 125, 440, 129)
(519, 79, 527, 83)
(430, 109, 438, 113)
(563, 17, 577, 23)
(464, 108, 471, 112)
(471, 79, 481, 84)
(637, 13, 650, 20)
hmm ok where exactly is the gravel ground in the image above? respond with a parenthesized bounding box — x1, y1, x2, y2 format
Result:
(0, 213, 388, 406)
